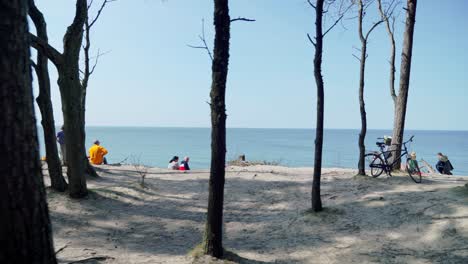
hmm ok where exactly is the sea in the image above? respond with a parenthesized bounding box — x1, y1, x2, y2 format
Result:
(38, 127, 468, 175)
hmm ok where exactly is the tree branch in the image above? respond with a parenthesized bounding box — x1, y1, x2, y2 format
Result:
(377, 0, 399, 102)
(323, 13, 344, 37)
(82, 0, 114, 91)
(364, 20, 384, 40)
(322, 2, 353, 37)
(89, 49, 109, 76)
(352, 54, 361, 61)
(307, 33, 317, 47)
(30, 60, 38, 71)
(29, 33, 63, 67)
(88, 0, 116, 29)
(188, 19, 213, 61)
(230, 17, 256, 23)
(307, 0, 316, 9)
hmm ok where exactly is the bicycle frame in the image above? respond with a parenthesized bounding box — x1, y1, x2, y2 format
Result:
(380, 145, 409, 173)
(372, 136, 414, 175)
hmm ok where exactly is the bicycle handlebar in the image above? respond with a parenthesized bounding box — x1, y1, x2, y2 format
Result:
(375, 135, 414, 147)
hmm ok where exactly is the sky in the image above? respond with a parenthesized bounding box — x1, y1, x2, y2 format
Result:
(32, 0, 468, 130)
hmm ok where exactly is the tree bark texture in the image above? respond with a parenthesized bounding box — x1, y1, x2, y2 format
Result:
(29, 0, 68, 192)
(391, 0, 417, 170)
(59, 0, 89, 198)
(357, 0, 368, 176)
(204, 0, 230, 258)
(311, 0, 324, 212)
(0, 0, 57, 262)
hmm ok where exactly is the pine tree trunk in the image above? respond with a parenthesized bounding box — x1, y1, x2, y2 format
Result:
(59, 0, 89, 198)
(204, 0, 230, 258)
(0, 1, 57, 262)
(391, 0, 417, 170)
(357, 44, 367, 176)
(357, 0, 367, 176)
(29, 0, 68, 192)
(58, 67, 88, 198)
(311, 0, 324, 212)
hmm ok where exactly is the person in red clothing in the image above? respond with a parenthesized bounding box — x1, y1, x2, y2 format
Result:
(179, 156, 190, 171)
(88, 139, 108, 165)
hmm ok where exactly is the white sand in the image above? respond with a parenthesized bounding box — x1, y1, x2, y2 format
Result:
(43, 165, 468, 264)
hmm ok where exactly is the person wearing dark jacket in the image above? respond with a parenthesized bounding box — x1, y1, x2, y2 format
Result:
(436, 152, 454, 175)
(180, 156, 190, 171)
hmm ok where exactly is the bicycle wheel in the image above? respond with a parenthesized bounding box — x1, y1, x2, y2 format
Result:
(406, 159, 422, 183)
(365, 153, 384, 177)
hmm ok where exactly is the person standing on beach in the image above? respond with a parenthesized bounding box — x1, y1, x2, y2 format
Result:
(56, 126, 67, 165)
(168, 156, 179, 170)
(89, 139, 108, 165)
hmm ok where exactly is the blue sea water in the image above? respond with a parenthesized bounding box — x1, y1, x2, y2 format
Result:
(38, 127, 468, 175)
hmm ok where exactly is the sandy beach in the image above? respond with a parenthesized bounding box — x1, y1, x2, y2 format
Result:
(43, 165, 468, 264)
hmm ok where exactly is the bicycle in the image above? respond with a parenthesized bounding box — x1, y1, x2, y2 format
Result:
(365, 135, 422, 183)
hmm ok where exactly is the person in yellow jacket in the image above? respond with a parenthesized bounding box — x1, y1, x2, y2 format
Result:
(89, 139, 108, 165)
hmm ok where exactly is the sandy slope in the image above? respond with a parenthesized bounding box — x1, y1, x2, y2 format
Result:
(43, 165, 468, 264)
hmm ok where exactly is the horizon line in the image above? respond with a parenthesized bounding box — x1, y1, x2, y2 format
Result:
(72, 125, 468, 132)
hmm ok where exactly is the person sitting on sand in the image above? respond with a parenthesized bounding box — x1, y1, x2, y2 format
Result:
(168, 156, 179, 170)
(89, 139, 108, 165)
(179, 156, 190, 171)
(436, 152, 454, 175)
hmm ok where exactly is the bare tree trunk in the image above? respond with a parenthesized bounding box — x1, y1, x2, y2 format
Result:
(391, 0, 417, 170)
(59, 0, 88, 198)
(311, 0, 324, 212)
(357, 0, 372, 176)
(29, 0, 68, 192)
(0, 0, 57, 262)
(357, 0, 367, 176)
(357, 44, 367, 176)
(356, 0, 383, 175)
(204, 0, 230, 258)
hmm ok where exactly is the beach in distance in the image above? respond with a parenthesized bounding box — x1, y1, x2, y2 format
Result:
(39, 127, 468, 175)
(43, 164, 468, 264)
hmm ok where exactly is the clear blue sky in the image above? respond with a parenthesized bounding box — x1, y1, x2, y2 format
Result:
(32, 0, 468, 130)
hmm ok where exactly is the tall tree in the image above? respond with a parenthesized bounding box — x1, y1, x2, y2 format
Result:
(29, 0, 68, 192)
(390, 0, 417, 169)
(0, 0, 57, 262)
(311, 0, 325, 212)
(356, 0, 383, 176)
(307, 0, 348, 212)
(30, 0, 89, 198)
(204, 0, 231, 258)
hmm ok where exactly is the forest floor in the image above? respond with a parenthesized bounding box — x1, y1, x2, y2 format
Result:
(43, 165, 468, 264)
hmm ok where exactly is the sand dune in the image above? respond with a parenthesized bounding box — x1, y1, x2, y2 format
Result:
(43, 165, 468, 264)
